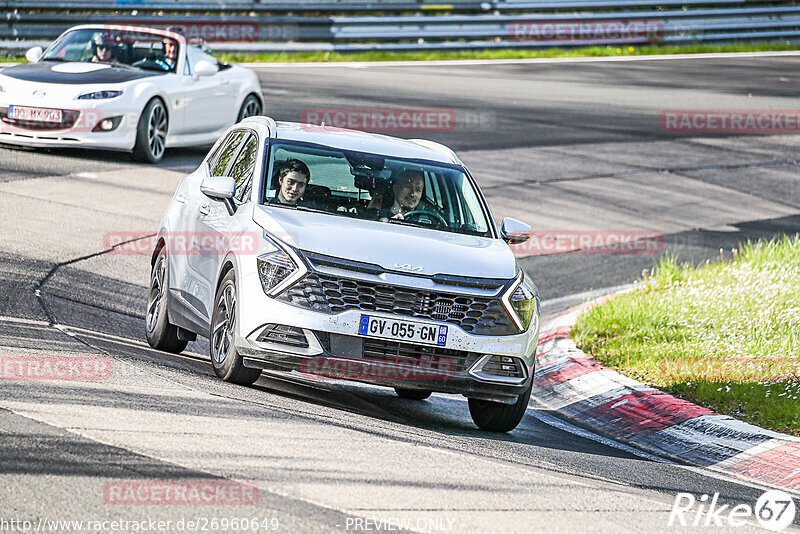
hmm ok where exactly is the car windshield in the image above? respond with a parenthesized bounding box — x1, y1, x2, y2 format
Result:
(40, 28, 179, 72)
(263, 142, 492, 238)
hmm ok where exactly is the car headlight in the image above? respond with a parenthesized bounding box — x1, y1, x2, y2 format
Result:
(503, 272, 538, 332)
(77, 90, 122, 100)
(257, 235, 305, 297)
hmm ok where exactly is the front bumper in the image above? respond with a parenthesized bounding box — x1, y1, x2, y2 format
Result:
(236, 267, 540, 404)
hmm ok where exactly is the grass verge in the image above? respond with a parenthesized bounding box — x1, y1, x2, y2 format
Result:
(573, 235, 800, 437)
(3, 42, 800, 63)
(217, 43, 800, 63)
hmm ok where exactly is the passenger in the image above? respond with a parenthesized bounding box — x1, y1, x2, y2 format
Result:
(91, 35, 115, 64)
(273, 159, 310, 205)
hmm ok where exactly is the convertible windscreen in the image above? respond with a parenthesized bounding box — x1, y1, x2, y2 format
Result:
(263, 143, 493, 238)
(40, 29, 179, 72)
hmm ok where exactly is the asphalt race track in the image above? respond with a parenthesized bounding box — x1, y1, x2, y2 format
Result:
(0, 55, 798, 533)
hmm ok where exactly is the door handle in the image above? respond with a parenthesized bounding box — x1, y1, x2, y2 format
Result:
(198, 204, 210, 215)
(175, 193, 186, 204)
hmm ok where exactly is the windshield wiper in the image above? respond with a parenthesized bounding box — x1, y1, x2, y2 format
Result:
(265, 202, 330, 216)
(41, 57, 71, 63)
(387, 218, 427, 229)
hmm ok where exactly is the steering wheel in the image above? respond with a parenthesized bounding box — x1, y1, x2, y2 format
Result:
(402, 210, 448, 227)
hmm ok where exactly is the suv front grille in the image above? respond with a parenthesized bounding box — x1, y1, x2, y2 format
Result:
(280, 273, 517, 336)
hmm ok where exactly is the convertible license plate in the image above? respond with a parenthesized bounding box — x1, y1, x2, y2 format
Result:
(8, 106, 62, 123)
(359, 315, 447, 346)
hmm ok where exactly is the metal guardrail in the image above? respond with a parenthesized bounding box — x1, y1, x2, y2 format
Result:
(2, 1, 800, 53)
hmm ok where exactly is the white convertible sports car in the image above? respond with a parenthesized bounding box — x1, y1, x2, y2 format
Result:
(0, 25, 263, 162)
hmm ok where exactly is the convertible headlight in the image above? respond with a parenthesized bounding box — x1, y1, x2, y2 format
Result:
(503, 272, 538, 332)
(257, 242, 305, 297)
(77, 90, 122, 100)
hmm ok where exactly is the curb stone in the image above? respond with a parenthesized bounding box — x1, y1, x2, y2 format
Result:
(533, 296, 800, 496)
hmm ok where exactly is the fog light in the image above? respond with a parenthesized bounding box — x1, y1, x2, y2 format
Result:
(92, 116, 122, 132)
(256, 324, 308, 347)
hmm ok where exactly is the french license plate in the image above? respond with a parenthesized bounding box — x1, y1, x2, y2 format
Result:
(359, 315, 448, 346)
(8, 105, 63, 123)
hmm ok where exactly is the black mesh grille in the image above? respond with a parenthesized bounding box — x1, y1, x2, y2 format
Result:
(362, 338, 473, 374)
(280, 273, 517, 336)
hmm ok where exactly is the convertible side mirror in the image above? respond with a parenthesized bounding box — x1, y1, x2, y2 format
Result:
(500, 217, 531, 245)
(194, 59, 218, 79)
(26, 47, 43, 63)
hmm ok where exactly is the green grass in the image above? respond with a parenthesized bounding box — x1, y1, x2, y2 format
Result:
(573, 235, 800, 436)
(216, 43, 800, 63)
(4, 42, 799, 63)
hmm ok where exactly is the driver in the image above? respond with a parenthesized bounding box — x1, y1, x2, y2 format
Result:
(91, 34, 115, 63)
(155, 38, 178, 71)
(273, 159, 310, 205)
(366, 170, 427, 220)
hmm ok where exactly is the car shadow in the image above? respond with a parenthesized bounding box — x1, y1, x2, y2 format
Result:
(7, 144, 209, 172)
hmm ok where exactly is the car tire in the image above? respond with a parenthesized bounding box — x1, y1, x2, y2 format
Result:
(394, 388, 432, 400)
(468, 381, 532, 432)
(145, 248, 188, 354)
(133, 98, 168, 163)
(210, 270, 261, 386)
(237, 94, 262, 122)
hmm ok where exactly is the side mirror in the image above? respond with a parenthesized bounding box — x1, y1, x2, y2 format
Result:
(194, 59, 218, 79)
(200, 175, 235, 200)
(500, 217, 531, 245)
(26, 47, 43, 63)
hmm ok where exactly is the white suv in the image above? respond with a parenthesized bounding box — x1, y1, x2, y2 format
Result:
(146, 117, 540, 432)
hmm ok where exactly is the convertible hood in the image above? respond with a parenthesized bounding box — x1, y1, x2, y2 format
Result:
(1, 61, 162, 85)
(253, 205, 517, 280)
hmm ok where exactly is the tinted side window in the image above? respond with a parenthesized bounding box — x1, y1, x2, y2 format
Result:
(229, 135, 259, 203)
(210, 131, 246, 177)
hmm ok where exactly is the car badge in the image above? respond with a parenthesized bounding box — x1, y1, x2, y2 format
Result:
(394, 263, 423, 272)
(32, 90, 46, 98)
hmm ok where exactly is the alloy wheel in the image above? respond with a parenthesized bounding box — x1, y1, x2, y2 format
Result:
(146, 257, 165, 334)
(147, 102, 167, 160)
(212, 283, 236, 364)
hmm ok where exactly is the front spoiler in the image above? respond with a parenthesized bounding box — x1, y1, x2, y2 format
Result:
(238, 344, 533, 404)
